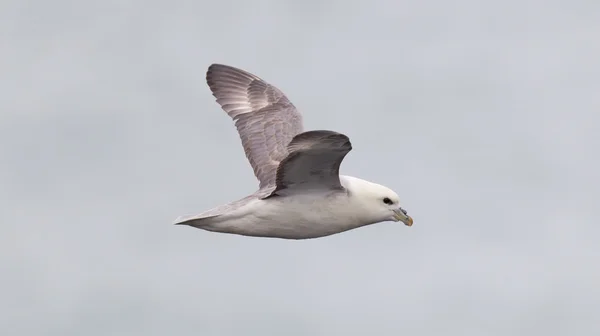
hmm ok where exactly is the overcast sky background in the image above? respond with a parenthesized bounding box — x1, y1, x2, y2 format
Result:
(2, 0, 599, 335)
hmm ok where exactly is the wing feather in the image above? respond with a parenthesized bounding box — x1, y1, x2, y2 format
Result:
(206, 64, 304, 188)
(268, 130, 352, 196)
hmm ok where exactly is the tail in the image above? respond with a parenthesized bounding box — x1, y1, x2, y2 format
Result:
(173, 194, 256, 231)
(173, 213, 219, 229)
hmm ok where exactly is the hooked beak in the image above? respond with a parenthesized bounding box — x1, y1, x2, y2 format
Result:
(393, 208, 413, 227)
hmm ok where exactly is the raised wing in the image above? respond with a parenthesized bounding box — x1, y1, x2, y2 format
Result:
(206, 64, 304, 188)
(267, 130, 352, 196)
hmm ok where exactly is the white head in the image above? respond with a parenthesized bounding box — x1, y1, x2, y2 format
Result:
(341, 176, 413, 227)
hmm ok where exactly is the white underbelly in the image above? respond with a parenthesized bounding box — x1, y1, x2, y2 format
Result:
(210, 194, 361, 239)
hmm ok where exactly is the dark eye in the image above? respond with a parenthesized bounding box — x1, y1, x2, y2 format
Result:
(383, 197, 393, 205)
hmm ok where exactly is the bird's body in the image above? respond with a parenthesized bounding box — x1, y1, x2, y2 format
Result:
(188, 176, 396, 239)
(174, 64, 413, 239)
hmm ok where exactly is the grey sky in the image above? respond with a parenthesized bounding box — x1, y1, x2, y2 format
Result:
(2, 0, 599, 335)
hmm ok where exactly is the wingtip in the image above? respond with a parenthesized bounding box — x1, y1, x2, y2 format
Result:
(206, 63, 259, 81)
(206, 63, 239, 74)
(206, 63, 247, 87)
(206, 63, 221, 81)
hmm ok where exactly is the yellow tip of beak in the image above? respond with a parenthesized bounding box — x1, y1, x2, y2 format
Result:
(393, 211, 413, 226)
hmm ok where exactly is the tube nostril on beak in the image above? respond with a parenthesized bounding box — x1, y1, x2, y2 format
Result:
(400, 207, 407, 215)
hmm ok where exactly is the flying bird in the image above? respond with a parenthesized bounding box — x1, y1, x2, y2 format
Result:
(174, 64, 413, 239)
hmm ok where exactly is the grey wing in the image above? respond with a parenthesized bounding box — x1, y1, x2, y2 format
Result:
(267, 130, 352, 196)
(206, 64, 304, 188)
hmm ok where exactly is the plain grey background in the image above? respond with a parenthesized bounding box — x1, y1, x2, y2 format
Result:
(2, 0, 599, 335)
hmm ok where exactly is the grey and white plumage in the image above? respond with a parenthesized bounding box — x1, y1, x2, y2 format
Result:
(174, 64, 413, 239)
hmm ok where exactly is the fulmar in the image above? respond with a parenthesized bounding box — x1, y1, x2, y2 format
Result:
(174, 64, 414, 239)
